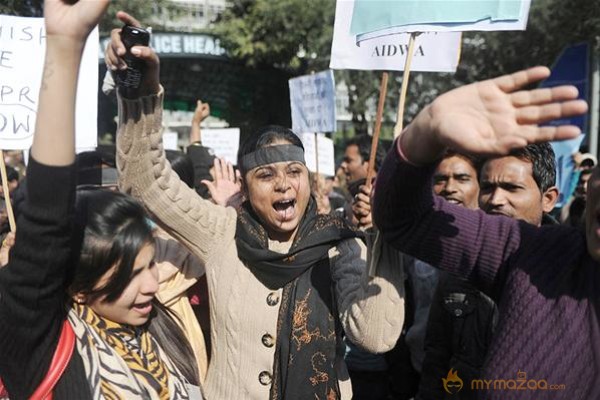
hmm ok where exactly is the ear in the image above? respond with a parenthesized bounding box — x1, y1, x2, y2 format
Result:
(72, 293, 87, 305)
(362, 159, 371, 176)
(542, 186, 559, 213)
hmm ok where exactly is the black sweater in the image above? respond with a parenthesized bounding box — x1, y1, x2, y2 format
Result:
(0, 158, 90, 399)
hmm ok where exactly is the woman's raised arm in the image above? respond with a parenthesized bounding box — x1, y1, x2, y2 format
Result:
(107, 12, 237, 267)
(32, 0, 110, 165)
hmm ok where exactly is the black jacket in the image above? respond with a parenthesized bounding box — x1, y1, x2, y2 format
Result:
(0, 159, 91, 399)
(417, 274, 498, 400)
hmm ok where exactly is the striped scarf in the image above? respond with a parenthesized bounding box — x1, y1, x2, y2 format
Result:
(68, 304, 190, 399)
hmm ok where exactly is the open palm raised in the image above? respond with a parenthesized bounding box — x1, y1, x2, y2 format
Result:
(407, 67, 588, 163)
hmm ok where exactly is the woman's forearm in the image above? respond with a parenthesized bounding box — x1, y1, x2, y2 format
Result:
(30, 36, 84, 166)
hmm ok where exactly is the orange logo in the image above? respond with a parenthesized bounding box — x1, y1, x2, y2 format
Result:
(443, 368, 464, 394)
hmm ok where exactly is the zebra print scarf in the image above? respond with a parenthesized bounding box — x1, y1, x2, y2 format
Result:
(68, 304, 190, 399)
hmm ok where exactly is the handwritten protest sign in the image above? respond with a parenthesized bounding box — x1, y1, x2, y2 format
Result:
(289, 70, 337, 134)
(350, 0, 531, 43)
(299, 133, 335, 177)
(330, 0, 461, 72)
(0, 15, 98, 150)
(201, 128, 240, 165)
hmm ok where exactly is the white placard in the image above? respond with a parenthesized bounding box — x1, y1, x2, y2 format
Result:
(352, 0, 531, 43)
(0, 15, 98, 150)
(163, 131, 179, 151)
(331, 0, 461, 72)
(299, 133, 335, 177)
(200, 128, 240, 165)
(289, 70, 337, 133)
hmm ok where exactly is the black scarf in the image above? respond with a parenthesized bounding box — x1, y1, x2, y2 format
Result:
(236, 197, 358, 399)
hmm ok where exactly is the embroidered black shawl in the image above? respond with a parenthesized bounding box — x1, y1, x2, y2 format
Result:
(236, 197, 357, 399)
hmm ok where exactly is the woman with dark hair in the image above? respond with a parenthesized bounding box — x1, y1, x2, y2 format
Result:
(107, 12, 405, 400)
(0, 1, 201, 398)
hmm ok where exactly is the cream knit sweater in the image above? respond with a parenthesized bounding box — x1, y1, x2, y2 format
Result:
(116, 89, 405, 399)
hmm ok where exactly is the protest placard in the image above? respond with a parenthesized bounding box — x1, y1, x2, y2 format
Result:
(201, 128, 240, 165)
(299, 133, 335, 177)
(289, 70, 336, 134)
(163, 131, 179, 151)
(0, 15, 98, 150)
(540, 43, 590, 134)
(551, 135, 585, 208)
(350, 0, 531, 43)
(330, 0, 461, 72)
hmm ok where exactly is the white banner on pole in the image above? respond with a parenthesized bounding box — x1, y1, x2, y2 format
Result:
(0, 15, 98, 150)
(201, 128, 240, 165)
(289, 70, 337, 134)
(330, 0, 461, 72)
(350, 0, 532, 44)
(299, 133, 335, 177)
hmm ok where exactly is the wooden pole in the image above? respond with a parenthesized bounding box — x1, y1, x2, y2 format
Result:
(314, 132, 321, 196)
(0, 151, 16, 232)
(365, 72, 389, 188)
(394, 32, 418, 137)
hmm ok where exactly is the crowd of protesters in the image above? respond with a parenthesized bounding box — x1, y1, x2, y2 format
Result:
(0, 1, 595, 400)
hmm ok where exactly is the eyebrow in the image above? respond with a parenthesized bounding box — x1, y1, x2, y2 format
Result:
(131, 260, 154, 276)
(480, 180, 523, 189)
(433, 173, 471, 179)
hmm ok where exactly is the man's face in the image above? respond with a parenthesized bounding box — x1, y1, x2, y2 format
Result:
(585, 167, 600, 262)
(433, 155, 479, 210)
(479, 156, 556, 226)
(341, 145, 368, 183)
(576, 171, 592, 197)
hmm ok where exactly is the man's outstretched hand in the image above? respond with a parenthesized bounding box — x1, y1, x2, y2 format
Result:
(402, 67, 588, 165)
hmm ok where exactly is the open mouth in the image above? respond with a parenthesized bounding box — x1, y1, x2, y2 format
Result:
(273, 199, 296, 221)
(445, 197, 462, 205)
(132, 301, 153, 315)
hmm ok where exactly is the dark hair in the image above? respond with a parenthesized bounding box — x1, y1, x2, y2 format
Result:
(166, 150, 195, 189)
(345, 134, 386, 172)
(71, 190, 153, 303)
(509, 143, 556, 192)
(5, 165, 18, 182)
(148, 300, 199, 385)
(238, 125, 304, 176)
(441, 149, 483, 178)
(70, 189, 199, 384)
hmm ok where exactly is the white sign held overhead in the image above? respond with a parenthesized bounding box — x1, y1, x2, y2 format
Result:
(289, 70, 337, 134)
(201, 128, 240, 165)
(350, 0, 532, 43)
(299, 133, 335, 177)
(0, 15, 98, 150)
(330, 0, 461, 72)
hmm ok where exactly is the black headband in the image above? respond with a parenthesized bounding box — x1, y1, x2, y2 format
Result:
(240, 144, 305, 171)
